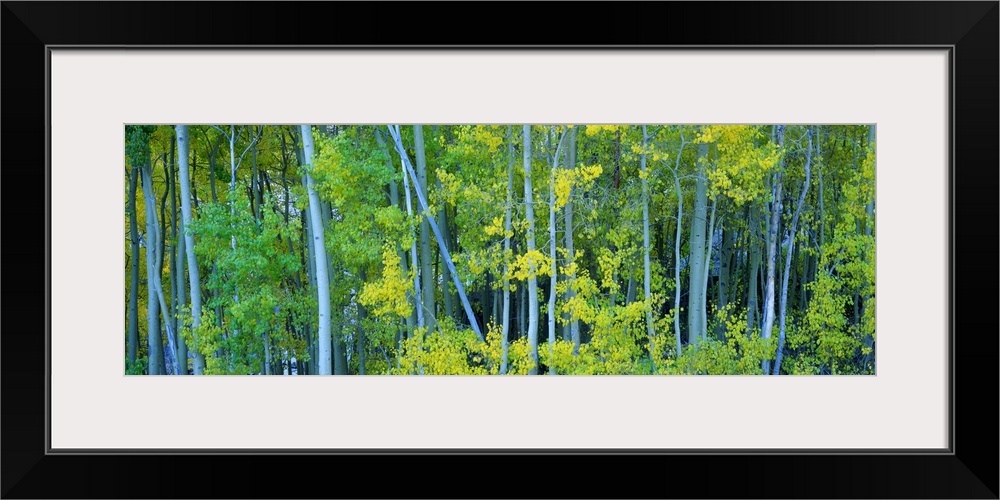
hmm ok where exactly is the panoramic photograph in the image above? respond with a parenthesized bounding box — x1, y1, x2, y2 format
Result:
(125, 124, 875, 376)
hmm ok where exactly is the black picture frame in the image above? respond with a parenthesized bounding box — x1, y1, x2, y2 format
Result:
(2, 2, 996, 498)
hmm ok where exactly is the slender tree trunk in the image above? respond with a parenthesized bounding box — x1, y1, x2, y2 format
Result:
(564, 127, 580, 349)
(177, 126, 207, 374)
(252, 131, 262, 221)
(320, 202, 335, 355)
(303, 200, 317, 374)
(773, 128, 812, 375)
(128, 164, 140, 364)
(671, 129, 686, 358)
(640, 126, 655, 361)
(761, 125, 786, 374)
(818, 129, 825, 259)
(208, 135, 220, 203)
(170, 150, 189, 374)
(523, 125, 539, 374)
(687, 143, 709, 346)
(169, 155, 178, 336)
(700, 200, 717, 340)
(142, 163, 180, 375)
(263, 332, 271, 375)
(547, 130, 567, 375)
(747, 206, 761, 337)
(175, 206, 188, 373)
(500, 125, 514, 362)
(437, 175, 455, 321)
(141, 162, 163, 375)
(432, 126, 456, 323)
(492, 286, 500, 332)
(157, 157, 169, 369)
(716, 227, 733, 340)
(300, 125, 332, 375)
(518, 274, 526, 341)
(146, 255, 162, 373)
(326, 204, 347, 376)
(481, 272, 491, 332)
(190, 148, 200, 210)
(414, 125, 436, 332)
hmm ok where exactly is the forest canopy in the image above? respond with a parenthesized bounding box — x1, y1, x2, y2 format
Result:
(124, 124, 875, 376)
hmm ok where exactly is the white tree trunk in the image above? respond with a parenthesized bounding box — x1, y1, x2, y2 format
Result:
(687, 143, 709, 346)
(175, 125, 206, 374)
(563, 127, 580, 350)
(300, 125, 333, 375)
(500, 126, 514, 374)
(773, 128, 812, 375)
(761, 125, 786, 374)
(641, 126, 655, 366)
(700, 200, 717, 340)
(142, 164, 179, 375)
(523, 125, 539, 374)
(547, 130, 567, 375)
(671, 129, 686, 359)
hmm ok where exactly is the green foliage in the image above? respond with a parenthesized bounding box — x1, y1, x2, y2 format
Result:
(125, 125, 158, 169)
(125, 356, 148, 375)
(126, 124, 876, 376)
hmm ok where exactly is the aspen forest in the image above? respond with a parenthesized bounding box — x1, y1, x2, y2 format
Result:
(124, 124, 875, 376)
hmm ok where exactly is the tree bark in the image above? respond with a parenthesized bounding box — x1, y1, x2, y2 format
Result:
(687, 142, 709, 346)
(747, 205, 762, 337)
(640, 127, 655, 360)
(716, 226, 734, 340)
(325, 203, 348, 376)
(142, 162, 163, 375)
(142, 162, 181, 375)
(773, 127, 812, 375)
(761, 125, 786, 374)
(178, 126, 207, 374)
(547, 130, 567, 374)
(413, 125, 436, 332)
(700, 200, 717, 340)
(523, 125, 539, 374)
(563, 127, 579, 346)
(436, 175, 455, 322)
(302, 191, 317, 374)
(175, 200, 188, 373)
(671, 129, 687, 359)
(300, 125, 333, 375)
(170, 141, 189, 374)
(500, 131, 514, 375)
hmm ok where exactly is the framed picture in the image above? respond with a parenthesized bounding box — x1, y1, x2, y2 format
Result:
(3, 2, 996, 498)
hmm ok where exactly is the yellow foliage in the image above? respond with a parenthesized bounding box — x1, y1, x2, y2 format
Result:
(695, 125, 782, 206)
(511, 249, 553, 281)
(358, 246, 413, 318)
(583, 125, 623, 137)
